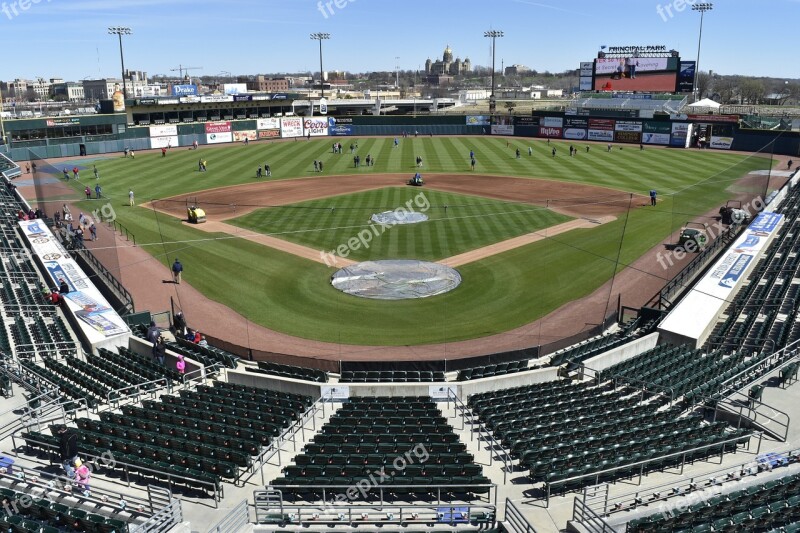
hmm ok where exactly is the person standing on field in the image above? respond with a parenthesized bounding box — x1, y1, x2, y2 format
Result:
(172, 258, 183, 284)
(128, 190, 135, 206)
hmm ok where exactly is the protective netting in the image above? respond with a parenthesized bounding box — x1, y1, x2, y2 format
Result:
(370, 210, 428, 226)
(331, 260, 461, 300)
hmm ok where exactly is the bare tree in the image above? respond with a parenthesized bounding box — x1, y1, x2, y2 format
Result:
(696, 71, 711, 99)
(739, 78, 766, 104)
(715, 77, 738, 104)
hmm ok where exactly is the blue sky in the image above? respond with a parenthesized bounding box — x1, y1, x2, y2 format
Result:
(0, 0, 797, 81)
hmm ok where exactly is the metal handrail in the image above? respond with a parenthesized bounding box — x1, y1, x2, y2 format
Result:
(647, 222, 744, 310)
(108, 218, 137, 246)
(715, 340, 800, 398)
(504, 498, 538, 533)
(263, 483, 497, 507)
(13, 434, 223, 506)
(180, 362, 222, 387)
(446, 389, 512, 483)
(130, 499, 183, 533)
(572, 497, 615, 533)
(253, 395, 323, 481)
(71, 244, 135, 313)
(588, 446, 800, 517)
(542, 431, 758, 506)
(54, 225, 135, 314)
(710, 391, 790, 442)
(0, 462, 153, 514)
(253, 495, 496, 528)
(9, 360, 61, 395)
(606, 373, 676, 405)
(106, 377, 169, 408)
(206, 499, 249, 533)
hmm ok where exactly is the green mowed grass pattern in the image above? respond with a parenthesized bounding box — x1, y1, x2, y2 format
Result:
(228, 187, 571, 262)
(76, 136, 772, 204)
(55, 137, 774, 345)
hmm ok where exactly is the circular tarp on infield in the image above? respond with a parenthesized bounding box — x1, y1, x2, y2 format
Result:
(370, 210, 428, 226)
(331, 260, 461, 300)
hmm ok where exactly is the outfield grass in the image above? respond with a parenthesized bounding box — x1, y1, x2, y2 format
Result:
(227, 187, 572, 262)
(53, 137, 774, 345)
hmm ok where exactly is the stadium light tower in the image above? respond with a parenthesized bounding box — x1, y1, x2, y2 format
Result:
(108, 27, 132, 99)
(692, 3, 713, 102)
(484, 30, 504, 114)
(310, 32, 330, 98)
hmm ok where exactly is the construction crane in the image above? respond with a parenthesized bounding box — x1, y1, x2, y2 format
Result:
(170, 65, 203, 80)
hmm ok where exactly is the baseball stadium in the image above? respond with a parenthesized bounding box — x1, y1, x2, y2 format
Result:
(1, 45, 800, 533)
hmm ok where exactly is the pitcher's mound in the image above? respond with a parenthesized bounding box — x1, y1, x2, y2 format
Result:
(331, 260, 461, 300)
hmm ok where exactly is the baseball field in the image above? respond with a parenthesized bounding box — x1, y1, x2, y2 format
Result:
(54, 136, 773, 346)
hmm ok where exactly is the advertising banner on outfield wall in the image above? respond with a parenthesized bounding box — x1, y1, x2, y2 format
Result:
(233, 131, 257, 142)
(615, 130, 642, 143)
(514, 116, 540, 126)
(589, 118, 615, 130)
(564, 128, 588, 140)
(615, 120, 643, 132)
(257, 118, 281, 130)
(566, 118, 589, 129)
(643, 121, 671, 134)
(280, 117, 304, 138)
(303, 118, 329, 137)
(466, 115, 491, 126)
(206, 132, 233, 144)
(538, 126, 563, 138)
(150, 136, 179, 149)
(258, 130, 280, 139)
(149, 125, 178, 137)
(542, 117, 564, 128)
(709, 136, 734, 150)
(642, 133, 670, 145)
(205, 121, 232, 134)
(671, 123, 690, 147)
(490, 116, 514, 135)
(588, 129, 615, 142)
(329, 125, 354, 136)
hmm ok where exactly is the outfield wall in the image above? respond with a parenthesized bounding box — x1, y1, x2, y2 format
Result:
(4, 111, 800, 161)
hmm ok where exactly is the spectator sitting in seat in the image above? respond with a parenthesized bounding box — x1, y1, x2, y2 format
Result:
(192, 330, 202, 344)
(198, 335, 208, 348)
(185, 328, 196, 342)
(48, 289, 62, 306)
